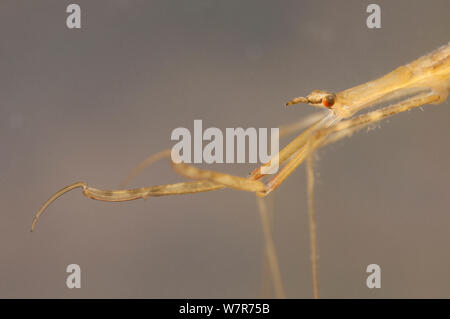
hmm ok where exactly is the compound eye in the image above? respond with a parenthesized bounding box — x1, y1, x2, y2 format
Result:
(322, 94, 335, 108)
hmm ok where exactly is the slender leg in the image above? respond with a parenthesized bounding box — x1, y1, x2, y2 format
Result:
(306, 140, 319, 299)
(171, 160, 266, 193)
(261, 246, 272, 298)
(120, 149, 171, 188)
(260, 194, 276, 298)
(278, 111, 328, 138)
(31, 180, 225, 231)
(257, 197, 286, 298)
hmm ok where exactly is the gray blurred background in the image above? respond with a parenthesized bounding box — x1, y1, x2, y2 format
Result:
(1, 0, 449, 298)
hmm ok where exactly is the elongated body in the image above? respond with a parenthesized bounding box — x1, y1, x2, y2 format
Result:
(335, 42, 450, 118)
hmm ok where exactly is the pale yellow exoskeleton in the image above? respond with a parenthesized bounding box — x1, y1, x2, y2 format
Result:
(31, 42, 450, 299)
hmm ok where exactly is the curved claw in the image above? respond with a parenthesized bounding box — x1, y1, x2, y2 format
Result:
(31, 182, 87, 232)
